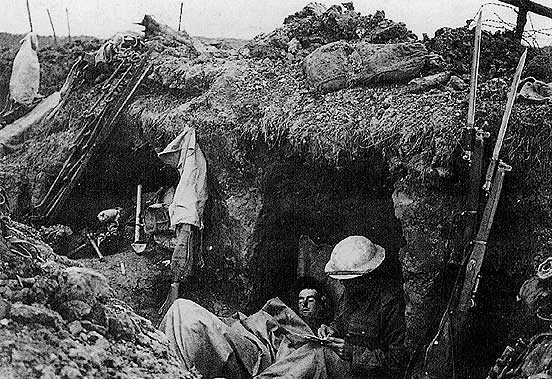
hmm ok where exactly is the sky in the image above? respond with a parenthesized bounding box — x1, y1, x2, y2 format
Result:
(2, 0, 552, 45)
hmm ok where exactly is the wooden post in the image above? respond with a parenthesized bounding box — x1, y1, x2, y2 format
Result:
(47, 8, 57, 45)
(515, 6, 528, 41)
(66, 8, 71, 41)
(498, 0, 552, 41)
(178, 2, 183, 32)
(25, 0, 33, 32)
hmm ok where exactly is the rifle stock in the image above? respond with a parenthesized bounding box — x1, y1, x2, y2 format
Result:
(424, 162, 511, 378)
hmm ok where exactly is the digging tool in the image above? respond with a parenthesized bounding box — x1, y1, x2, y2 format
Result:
(85, 231, 104, 261)
(482, 48, 527, 192)
(131, 184, 147, 254)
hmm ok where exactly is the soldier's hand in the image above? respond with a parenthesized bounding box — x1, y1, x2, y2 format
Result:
(317, 324, 336, 339)
(326, 337, 352, 361)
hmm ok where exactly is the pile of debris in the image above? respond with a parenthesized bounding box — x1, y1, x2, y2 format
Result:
(426, 25, 526, 79)
(0, 217, 197, 378)
(244, 2, 417, 58)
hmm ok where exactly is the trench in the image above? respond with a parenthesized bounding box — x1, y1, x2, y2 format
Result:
(24, 119, 540, 377)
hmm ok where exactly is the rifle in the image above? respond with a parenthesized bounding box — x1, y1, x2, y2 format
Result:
(422, 14, 484, 377)
(457, 13, 489, 264)
(423, 25, 527, 379)
(423, 161, 511, 379)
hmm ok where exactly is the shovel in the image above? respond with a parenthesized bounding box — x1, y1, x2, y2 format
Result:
(131, 184, 147, 254)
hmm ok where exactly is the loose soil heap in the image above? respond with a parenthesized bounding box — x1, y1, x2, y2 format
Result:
(0, 218, 196, 379)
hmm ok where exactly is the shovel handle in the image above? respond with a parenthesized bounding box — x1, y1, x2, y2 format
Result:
(134, 184, 142, 243)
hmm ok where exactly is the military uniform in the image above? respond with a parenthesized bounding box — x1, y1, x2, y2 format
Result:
(330, 274, 407, 379)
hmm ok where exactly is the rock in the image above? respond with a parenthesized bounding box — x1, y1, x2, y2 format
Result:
(60, 365, 81, 379)
(80, 320, 107, 335)
(0, 287, 14, 301)
(62, 300, 92, 320)
(39, 224, 73, 256)
(54, 267, 111, 321)
(31, 277, 59, 305)
(449, 75, 468, 91)
(67, 320, 83, 335)
(39, 365, 57, 379)
(408, 72, 451, 93)
(304, 41, 428, 93)
(0, 297, 10, 319)
(9, 303, 63, 329)
(12, 287, 32, 303)
(287, 38, 301, 54)
(108, 312, 137, 341)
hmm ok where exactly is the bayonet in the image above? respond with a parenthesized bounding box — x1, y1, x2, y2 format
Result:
(482, 49, 527, 191)
(462, 12, 483, 162)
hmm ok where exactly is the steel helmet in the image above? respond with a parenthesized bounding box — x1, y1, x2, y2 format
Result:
(325, 236, 385, 280)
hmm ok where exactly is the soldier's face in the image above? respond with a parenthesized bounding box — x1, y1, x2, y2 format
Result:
(298, 288, 320, 318)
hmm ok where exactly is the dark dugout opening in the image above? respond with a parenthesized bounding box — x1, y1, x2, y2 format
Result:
(50, 123, 178, 230)
(247, 150, 406, 312)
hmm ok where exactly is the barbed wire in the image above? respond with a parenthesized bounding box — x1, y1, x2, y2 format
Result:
(466, 2, 552, 50)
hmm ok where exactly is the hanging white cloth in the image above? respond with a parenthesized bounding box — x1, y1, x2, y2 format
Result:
(9, 32, 40, 106)
(158, 127, 208, 228)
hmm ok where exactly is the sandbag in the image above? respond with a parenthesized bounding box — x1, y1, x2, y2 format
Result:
(304, 41, 428, 93)
(519, 77, 552, 102)
(9, 33, 40, 106)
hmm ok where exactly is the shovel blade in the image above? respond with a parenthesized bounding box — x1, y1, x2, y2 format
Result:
(131, 242, 146, 254)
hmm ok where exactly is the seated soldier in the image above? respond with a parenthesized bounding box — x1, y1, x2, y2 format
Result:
(260, 235, 407, 379)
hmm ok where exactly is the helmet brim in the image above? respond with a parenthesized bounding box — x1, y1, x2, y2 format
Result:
(328, 273, 363, 280)
(325, 245, 386, 280)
